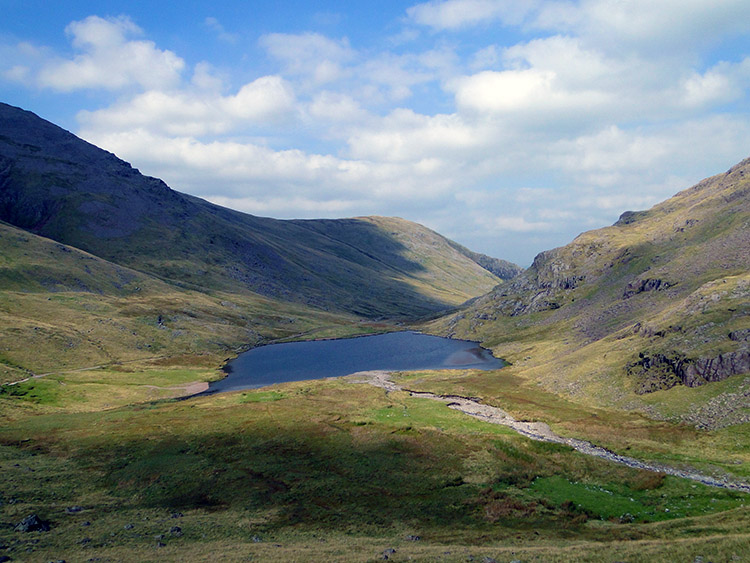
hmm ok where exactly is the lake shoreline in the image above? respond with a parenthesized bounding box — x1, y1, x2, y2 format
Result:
(193, 331, 505, 397)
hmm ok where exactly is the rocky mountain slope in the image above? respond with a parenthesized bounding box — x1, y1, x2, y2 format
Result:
(427, 158, 749, 427)
(0, 102, 515, 320)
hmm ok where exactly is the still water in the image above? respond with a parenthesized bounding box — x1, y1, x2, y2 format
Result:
(205, 331, 505, 394)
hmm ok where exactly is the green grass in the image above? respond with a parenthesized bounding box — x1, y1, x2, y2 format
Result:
(389, 368, 750, 483)
(1, 374, 748, 561)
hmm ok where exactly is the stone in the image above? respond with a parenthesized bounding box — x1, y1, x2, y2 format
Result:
(729, 329, 750, 342)
(381, 548, 396, 560)
(14, 514, 50, 532)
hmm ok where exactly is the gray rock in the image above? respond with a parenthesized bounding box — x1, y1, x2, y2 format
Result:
(14, 514, 50, 532)
(623, 278, 673, 299)
(729, 329, 750, 342)
(628, 349, 750, 393)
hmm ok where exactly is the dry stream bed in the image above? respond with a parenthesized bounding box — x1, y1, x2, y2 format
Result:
(350, 370, 750, 494)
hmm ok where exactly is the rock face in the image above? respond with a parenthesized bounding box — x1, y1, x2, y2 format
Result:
(680, 350, 750, 387)
(627, 350, 750, 394)
(623, 278, 674, 299)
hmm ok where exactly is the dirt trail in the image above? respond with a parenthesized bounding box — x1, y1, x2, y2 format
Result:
(349, 370, 750, 494)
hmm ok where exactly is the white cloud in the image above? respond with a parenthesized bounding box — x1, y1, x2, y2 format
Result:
(491, 216, 553, 233)
(535, 0, 750, 55)
(204, 17, 239, 44)
(345, 109, 487, 162)
(308, 91, 368, 122)
(679, 58, 750, 108)
(78, 75, 296, 136)
(36, 16, 184, 91)
(260, 32, 355, 85)
(470, 45, 500, 70)
(407, 0, 539, 30)
(409, 0, 750, 56)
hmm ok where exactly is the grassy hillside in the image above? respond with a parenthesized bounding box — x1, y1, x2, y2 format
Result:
(0, 103, 510, 320)
(0, 220, 381, 386)
(424, 158, 750, 428)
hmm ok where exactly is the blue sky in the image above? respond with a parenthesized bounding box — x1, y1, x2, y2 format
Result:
(3, 1, 750, 266)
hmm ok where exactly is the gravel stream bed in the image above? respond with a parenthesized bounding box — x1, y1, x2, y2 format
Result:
(350, 370, 750, 494)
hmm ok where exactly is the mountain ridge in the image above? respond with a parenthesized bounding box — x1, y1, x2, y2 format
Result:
(0, 102, 517, 320)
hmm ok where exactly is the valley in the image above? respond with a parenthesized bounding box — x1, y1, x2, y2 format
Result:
(0, 103, 748, 562)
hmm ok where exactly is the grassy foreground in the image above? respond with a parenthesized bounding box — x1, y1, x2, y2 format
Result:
(1, 365, 749, 562)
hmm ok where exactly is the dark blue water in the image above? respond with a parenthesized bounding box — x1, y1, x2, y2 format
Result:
(205, 331, 505, 394)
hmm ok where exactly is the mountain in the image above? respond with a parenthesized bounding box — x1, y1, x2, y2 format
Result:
(0, 102, 516, 321)
(427, 158, 749, 427)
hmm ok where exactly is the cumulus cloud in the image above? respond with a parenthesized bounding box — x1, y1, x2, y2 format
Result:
(78, 75, 296, 136)
(35, 16, 184, 91)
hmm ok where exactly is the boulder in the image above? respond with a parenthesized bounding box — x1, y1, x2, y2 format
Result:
(15, 514, 50, 532)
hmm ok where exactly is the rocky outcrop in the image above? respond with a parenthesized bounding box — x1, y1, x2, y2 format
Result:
(469, 253, 523, 280)
(623, 278, 674, 299)
(15, 514, 50, 532)
(614, 210, 647, 226)
(680, 350, 750, 387)
(627, 350, 750, 394)
(730, 329, 750, 342)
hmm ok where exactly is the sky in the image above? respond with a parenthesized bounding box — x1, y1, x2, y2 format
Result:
(2, 1, 750, 266)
